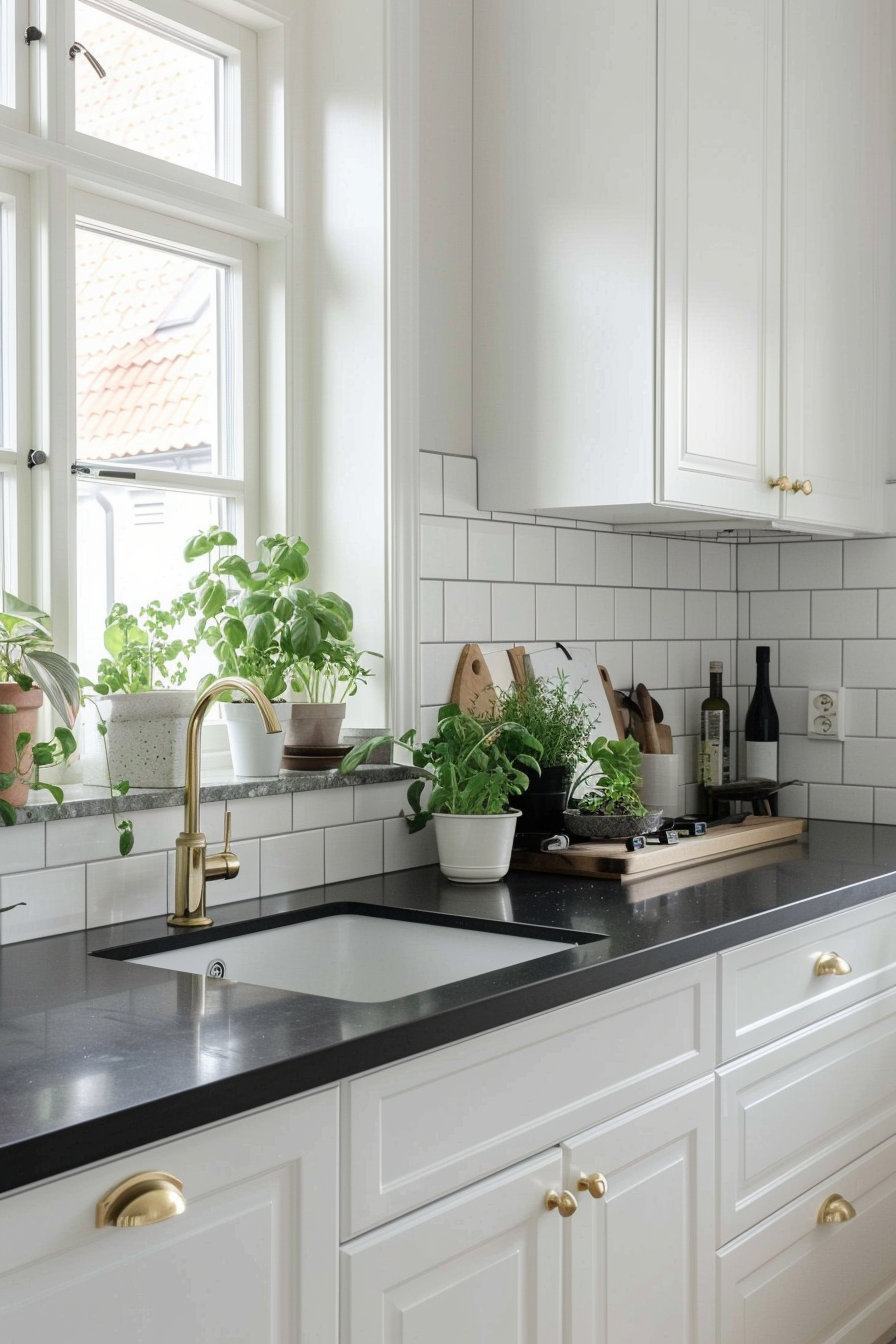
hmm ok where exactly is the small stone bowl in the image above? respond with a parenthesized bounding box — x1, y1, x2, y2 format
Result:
(562, 808, 664, 840)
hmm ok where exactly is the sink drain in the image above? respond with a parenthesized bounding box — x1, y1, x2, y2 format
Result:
(206, 958, 227, 978)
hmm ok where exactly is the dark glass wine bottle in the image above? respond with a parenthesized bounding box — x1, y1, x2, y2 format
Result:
(744, 645, 779, 781)
(699, 661, 730, 792)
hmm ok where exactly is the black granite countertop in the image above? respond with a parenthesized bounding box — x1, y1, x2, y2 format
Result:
(3, 819, 896, 1197)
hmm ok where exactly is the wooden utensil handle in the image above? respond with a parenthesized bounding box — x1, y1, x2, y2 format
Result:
(636, 683, 661, 754)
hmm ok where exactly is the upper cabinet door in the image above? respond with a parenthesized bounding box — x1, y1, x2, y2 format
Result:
(658, 0, 784, 519)
(782, 0, 892, 533)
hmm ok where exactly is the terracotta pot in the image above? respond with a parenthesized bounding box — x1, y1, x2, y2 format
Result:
(285, 703, 347, 750)
(0, 684, 43, 807)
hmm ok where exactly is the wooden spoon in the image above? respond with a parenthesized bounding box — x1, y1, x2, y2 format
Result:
(635, 683, 661, 754)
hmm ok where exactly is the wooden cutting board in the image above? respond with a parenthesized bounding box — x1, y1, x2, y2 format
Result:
(512, 816, 805, 881)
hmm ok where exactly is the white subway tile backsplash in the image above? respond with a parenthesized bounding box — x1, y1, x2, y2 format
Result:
(632, 536, 667, 589)
(45, 813, 125, 867)
(514, 524, 555, 583)
(228, 794, 293, 841)
(420, 642, 466, 704)
(260, 830, 325, 896)
(633, 641, 668, 691)
(717, 592, 738, 640)
(701, 542, 731, 591)
(614, 587, 651, 641)
(420, 453, 444, 515)
(535, 585, 576, 640)
(843, 538, 896, 589)
(685, 591, 717, 640)
(353, 781, 411, 822)
(875, 789, 896, 826)
(384, 817, 439, 871)
(576, 586, 615, 641)
(737, 544, 779, 591)
(293, 788, 354, 832)
(843, 640, 896, 689)
(780, 640, 842, 688)
(668, 641, 701, 690)
(443, 455, 488, 518)
(444, 581, 492, 642)
(879, 589, 896, 637)
(779, 735, 843, 785)
(843, 739, 896, 789)
(87, 852, 167, 927)
(667, 539, 701, 590)
(595, 532, 632, 587)
(0, 823, 45, 876)
(845, 689, 877, 737)
(420, 580, 445, 642)
(492, 583, 536, 643)
(595, 641, 633, 692)
(809, 783, 873, 823)
(0, 864, 86, 943)
(468, 520, 514, 581)
(780, 540, 842, 590)
(878, 691, 896, 738)
(750, 591, 810, 639)
(777, 782, 809, 818)
(556, 528, 595, 585)
(420, 515, 468, 579)
(812, 589, 877, 639)
(651, 589, 684, 640)
(325, 820, 384, 884)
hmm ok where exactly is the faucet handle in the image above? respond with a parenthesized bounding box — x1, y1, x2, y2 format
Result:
(223, 808, 233, 853)
(204, 810, 240, 886)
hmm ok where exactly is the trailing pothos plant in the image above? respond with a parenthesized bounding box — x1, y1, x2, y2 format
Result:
(339, 703, 543, 833)
(568, 735, 646, 817)
(184, 526, 358, 700)
(0, 724, 79, 827)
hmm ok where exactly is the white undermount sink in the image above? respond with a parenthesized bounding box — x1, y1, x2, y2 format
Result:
(127, 912, 580, 1003)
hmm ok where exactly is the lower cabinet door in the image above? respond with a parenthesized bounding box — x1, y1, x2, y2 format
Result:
(340, 1149, 565, 1344)
(563, 1076, 716, 1344)
(0, 1090, 339, 1344)
(718, 1131, 896, 1344)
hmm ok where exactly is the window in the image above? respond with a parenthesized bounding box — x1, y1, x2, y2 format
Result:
(0, 0, 29, 127)
(0, 167, 28, 599)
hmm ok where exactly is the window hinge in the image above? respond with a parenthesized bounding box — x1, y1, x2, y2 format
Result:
(72, 462, 136, 480)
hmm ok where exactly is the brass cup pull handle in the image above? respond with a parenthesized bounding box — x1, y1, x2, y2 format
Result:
(96, 1171, 186, 1228)
(769, 476, 793, 492)
(814, 951, 852, 977)
(545, 1189, 578, 1218)
(577, 1172, 608, 1200)
(817, 1193, 856, 1225)
(792, 478, 813, 495)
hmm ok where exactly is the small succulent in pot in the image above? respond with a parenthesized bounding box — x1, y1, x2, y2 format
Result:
(564, 736, 659, 840)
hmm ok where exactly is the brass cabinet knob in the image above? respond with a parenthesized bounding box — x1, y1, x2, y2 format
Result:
(545, 1189, 578, 1218)
(96, 1172, 186, 1229)
(817, 1193, 856, 1225)
(769, 476, 793, 492)
(814, 951, 852, 977)
(792, 478, 813, 495)
(577, 1172, 608, 1200)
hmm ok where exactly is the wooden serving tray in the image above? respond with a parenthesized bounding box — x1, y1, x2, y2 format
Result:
(512, 815, 806, 882)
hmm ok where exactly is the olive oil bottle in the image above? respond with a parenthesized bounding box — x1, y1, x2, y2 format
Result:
(699, 660, 730, 795)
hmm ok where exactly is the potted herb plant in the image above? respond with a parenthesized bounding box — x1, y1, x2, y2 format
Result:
(340, 704, 542, 882)
(0, 593, 81, 809)
(490, 675, 594, 836)
(287, 640, 381, 750)
(185, 526, 361, 776)
(563, 736, 661, 839)
(80, 597, 198, 788)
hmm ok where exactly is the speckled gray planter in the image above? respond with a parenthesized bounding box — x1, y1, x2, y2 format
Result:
(563, 808, 663, 840)
(81, 691, 196, 788)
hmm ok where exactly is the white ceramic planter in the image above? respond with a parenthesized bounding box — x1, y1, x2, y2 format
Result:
(285, 703, 347, 750)
(81, 690, 196, 788)
(223, 700, 290, 777)
(432, 811, 521, 884)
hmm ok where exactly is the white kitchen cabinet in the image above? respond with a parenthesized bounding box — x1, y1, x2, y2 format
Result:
(564, 1077, 716, 1344)
(473, 0, 894, 534)
(341, 1149, 565, 1344)
(781, 0, 893, 534)
(0, 1088, 338, 1344)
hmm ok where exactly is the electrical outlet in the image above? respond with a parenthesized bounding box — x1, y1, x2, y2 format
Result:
(808, 688, 845, 740)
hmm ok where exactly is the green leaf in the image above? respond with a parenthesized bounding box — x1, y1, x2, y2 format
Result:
(54, 726, 78, 759)
(0, 798, 17, 825)
(199, 579, 227, 618)
(246, 611, 277, 652)
(288, 611, 321, 658)
(14, 732, 30, 754)
(23, 649, 81, 725)
(214, 554, 253, 585)
(0, 704, 16, 715)
(238, 590, 275, 617)
(339, 735, 394, 774)
(37, 781, 64, 803)
(0, 770, 18, 791)
(222, 617, 248, 649)
(118, 821, 135, 856)
(184, 533, 215, 560)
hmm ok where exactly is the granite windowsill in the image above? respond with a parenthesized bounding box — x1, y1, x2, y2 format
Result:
(12, 765, 422, 825)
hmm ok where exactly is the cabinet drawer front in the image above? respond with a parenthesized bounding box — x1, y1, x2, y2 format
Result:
(719, 984, 896, 1242)
(0, 1090, 338, 1344)
(719, 890, 896, 1061)
(718, 1131, 896, 1344)
(343, 958, 715, 1237)
(341, 1149, 564, 1344)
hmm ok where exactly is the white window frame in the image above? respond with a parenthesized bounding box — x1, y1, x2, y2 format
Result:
(0, 0, 31, 133)
(0, 165, 31, 597)
(64, 0, 257, 203)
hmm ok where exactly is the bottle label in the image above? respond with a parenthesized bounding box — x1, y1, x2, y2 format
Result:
(745, 741, 778, 781)
(699, 711, 730, 786)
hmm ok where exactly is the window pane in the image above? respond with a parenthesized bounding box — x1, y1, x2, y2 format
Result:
(76, 225, 232, 477)
(0, 0, 13, 110)
(74, 0, 221, 178)
(0, 472, 12, 595)
(76, 479, 232, 680)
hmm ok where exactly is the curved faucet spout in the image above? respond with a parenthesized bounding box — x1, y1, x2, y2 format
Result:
(170, 678, 282, 927)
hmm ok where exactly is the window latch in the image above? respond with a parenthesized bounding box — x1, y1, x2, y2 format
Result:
(24, 26, 43, 44)
(27, 449, 47, 468)
(69, 42, 106, 79)
(72, 462, 136, 480)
